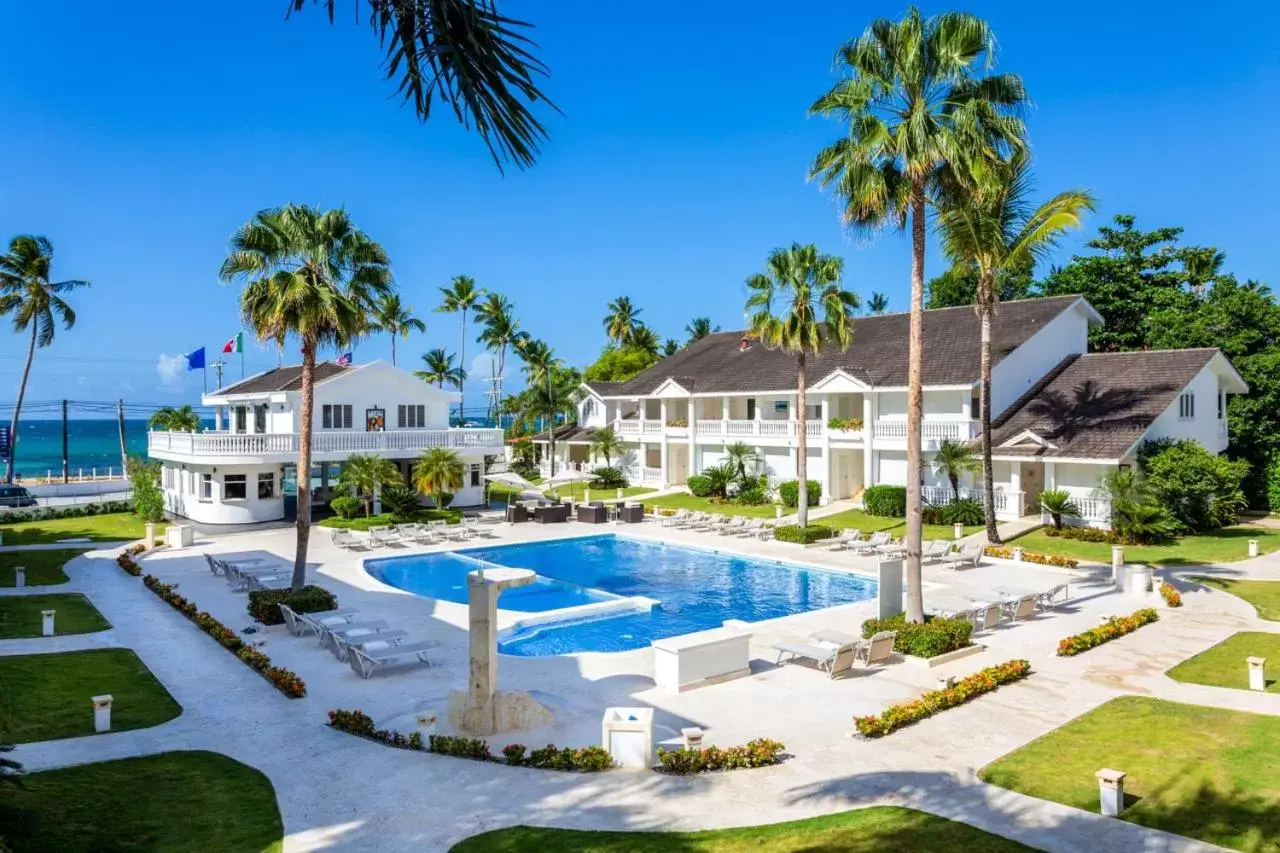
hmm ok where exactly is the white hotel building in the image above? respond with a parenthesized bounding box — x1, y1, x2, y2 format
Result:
(535, 295, 1248, 528)
(148, 360, 504, 525)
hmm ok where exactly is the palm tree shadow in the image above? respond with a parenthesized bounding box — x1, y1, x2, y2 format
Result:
(1024, 379, 1172, 443)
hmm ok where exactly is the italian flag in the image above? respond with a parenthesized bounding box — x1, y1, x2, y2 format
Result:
(222, 332, 243, 354)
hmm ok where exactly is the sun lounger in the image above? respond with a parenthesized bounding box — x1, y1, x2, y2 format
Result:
(348, 639, 435, 679)
(716, 516, 748, 536)
(730, 518, 764, 537)
(367, 525, 402, 547)
(773, 639, 860, 679)
(660, 509, 690, 528)
(971, 602, 1002, 633)
(810, 629, 897, 668)
(695, 515, 731, 532)
(245, 573, 291, 591)
(1036, 583, 1069, 612)
(330, 627, 410, 661)
(1004, 594, 1037, 622)
(826, 529, 863, 551)
(752, 522, 775, 541)
(922, 540, 953, 563)
(279, 604, 359, 636)
(672, 511, 706, 529)
(941, 541, 984, 570)
(205, 553, 268, 576)
(226, 563, 293, 591)
(317, 619, 391, 653)
(853, 531, 892, 555)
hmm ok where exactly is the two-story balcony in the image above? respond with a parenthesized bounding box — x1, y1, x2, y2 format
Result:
(872, 419, 978, 445)
(616, 418, 825, 444)
(147, 428, 505, 466)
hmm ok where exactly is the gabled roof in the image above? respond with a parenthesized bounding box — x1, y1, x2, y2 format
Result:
(580, 381, 623, 398)
(530, 424, 600, 444)
(984, 349, 1222, 460)
(214, 362, 352, 396)
(604, 295, 1094, 397)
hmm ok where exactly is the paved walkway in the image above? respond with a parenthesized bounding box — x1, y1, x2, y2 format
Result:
(4, 530, 1277, 852)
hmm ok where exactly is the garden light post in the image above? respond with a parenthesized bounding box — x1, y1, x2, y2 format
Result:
(41, 609, 55, 636)
(1096, 768, 1125, 817)
(1249, 656, 1267, 691)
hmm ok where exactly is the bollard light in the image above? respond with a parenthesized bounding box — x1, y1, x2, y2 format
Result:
(93, 695, 114, 733)
(145, 522, 156, 549)
(41, 609, 55, 637)
(1012, 547, 1024, 562)
(681, 726, 705, 749)
(14, 566, 25, 588)
(1096, 768, 1126, 817)
(953, 522, 964, 540)
(1249, 539, 1260, 558)
(775, 504, 783, 520)
(1248, 656, 1267, 692)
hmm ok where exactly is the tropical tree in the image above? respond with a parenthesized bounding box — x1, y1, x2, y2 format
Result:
(629, 325, 660, 357)
(809, 8, 1027, 622)
(0, 236, 89, 483)
(686, 316, 718, 343)
(220, 204, 391, 591)
(1038, 489, 1080, 531)
(369, 292, 425, 366)
(661, 338, 679, 358)
(589, 425, 622, 467)
(723, 441, 760, 483)
(475, 292, 528, 420)
(413, 447, 464, 508)
(930, 438, 980, 501)
(867, 292, 889, 315)
(148, 405, 202, 433)
(337, 453, 404, 516)
(414, 348, 466, 390)
(437, 275, 484, 420)
(603, 296, 642, 346)
(936, 152, 1094, 542)
(745, 243, 858, 527)
(515, 336, 563, 472)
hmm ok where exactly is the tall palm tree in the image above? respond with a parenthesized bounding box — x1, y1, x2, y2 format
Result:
(220, 204, 391, 592)
(930, 438, 981, 501)
(413, 447, 465, 508)
(148, 405, 202, 433)
(685, 316, 718, 344)
(0, 236, 89, 483)
(475, 292, 528, 421)
(936, 153, 1094, 542)
(369, 292, 425, 366)
(288, 1, 557, 171)
(746, 243, 858, 528)
(603, 296, 642, 346)
(414, 348, 466, 390)
(630, 325, 660, 357)
(867, 292, 890, 315)
(337, 453, 404, 516)
(809, 8, 1027, 622)
(437, 275, 484, 422)
(516, 336, 563, 473)
(589, 425, 621, 467)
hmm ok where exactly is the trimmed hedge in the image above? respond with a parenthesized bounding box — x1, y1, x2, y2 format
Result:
(656, 738, 786, 774)
(863, 485, 906, 517)
(854, 659, 1032, 738)
(0, 501, 133, 525)
(116, 543, 147, 576)
(862, 613, 972, 659)
(1044, 526, 1113, 543)
(247, 585, 338, 625)
(1159, 583, 1183, 607)
(984, 546, 1079, 569)
(687, 474, 713, 497)
(778, 479, 821, 509)
(1056, 608, 1159, 656)
(774, 524, 834, 544)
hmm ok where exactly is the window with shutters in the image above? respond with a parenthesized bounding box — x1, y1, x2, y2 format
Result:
(1178, 393, 1195, 420)
(397, 404, 426, 428)
(322, 404, 353, 429)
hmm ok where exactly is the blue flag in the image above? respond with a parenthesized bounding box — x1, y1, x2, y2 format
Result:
(186, 347, 206, 371)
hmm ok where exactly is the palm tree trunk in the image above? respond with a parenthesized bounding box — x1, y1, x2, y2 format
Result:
(292, 341, 316, 592)
(5, 324, 38, 484)
(796, 353, 808, 528)
(458, 309, 467, 424)
(979, 290, 1002, 544)
(390, 334, 396, 367)
(904, 186, 927, 624)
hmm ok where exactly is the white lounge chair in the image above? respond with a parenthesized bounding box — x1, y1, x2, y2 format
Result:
(810, 629, 897, 668)
(972, 602, 1002, 633)
(673, 511, 707, 529)
(318, 620, 391, 653)
(1036, 583, 1069, 612)
(716, 516, 748, 536)
(941, 541, 984, 570)
(853, 531, 892, 555)
(731, 518, 765, 538)
(660, 509, 690, 528)
(348, 639, 434, 679)
(1005, 594, 1037, 622)
(922, 540, 953, 563)
(773, 638, 860, 679)
(330, 627, 410, 661)
(245, 573, 291, 591)
(205, 553, 268, 576)
(367, 525, 402, 547)
(826, 529, 863, 551)
(226, 563, 292, 591)
(279, 604, 359, 636)
(329, 529, 364, 550)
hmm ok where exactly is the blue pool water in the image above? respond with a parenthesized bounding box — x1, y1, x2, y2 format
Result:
(368, 535, 878, 656)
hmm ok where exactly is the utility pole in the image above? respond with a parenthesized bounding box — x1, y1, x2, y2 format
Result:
(116, 399, 128, 479)
(212, 360, 225, 391)
(61, 399, 69, 484)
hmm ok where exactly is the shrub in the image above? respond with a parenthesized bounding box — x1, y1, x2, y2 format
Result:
(854, 659, 1031, 737)
(941, 498, 984, 526)
(687, 474, 713, 497)
(501, 743, 527, 766)
(861, 613, 972, 659)
(1038, 489, 1081, 530)
(588, 466, 628, 489)
(1056, 608, 1159, 656)
(734, 485, 767, 505)
(1159, 583, 1183, 607)
(1102, 469, 1179, 544)
(1269, 457, 1280, 514)
(827, 416, 863, 432)
(126, 454, 165, 523)
(429, 735, 492, 761)
(773, 524, 834, 544)
(983, 546, 1079, 568)
(863, 485, 906, 517)
(1044, 526, 1112, 543)
(379, 484, 421, 519)
(0, 501, 133, 526)
(247, 585, 338, 625)
(695, 463, 737, 499)
(1139, 438, 1249, 532)
(329, 495, 361, 520)
(656, 738, 785, 774)
(778, 479, 821, 509)
(116, 550, 142, 576)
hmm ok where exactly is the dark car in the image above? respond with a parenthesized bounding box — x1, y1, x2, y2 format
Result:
(0, 485, 38, 508)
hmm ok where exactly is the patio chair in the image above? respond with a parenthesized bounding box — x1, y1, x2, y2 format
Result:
(673, 511, 707, 529)
(660, 509, 689, 528)
(329, 529, 362, 550)
(367, 525, 401, 547)
(348, 639, 435, 679)
(1036, 583, 1069, 612)
(245, 573, 291, 591)
(316, 619, 391, 652)
(922, 540, 953, 563)
(731, 518, 764, 537)
(972, 602, 1002, 633)
(281, 605, 359, 637)
(940, 541, 984, 570)
(826, 529, 863, 551)
(1005, 595, 1037, 622)
(619, 503, 646, 523)
(853, 531, 892, 555)
(329, 627, 410, 661)
(205, 553, 267, 576)
(226, 563, 292, 591)
(874, 538, 907, 558)
(772, 638, 860, 679)
(465, 517, 497, 538)
(393, 523, 421, 541)
(696, 515, 732, 533)
(576, 503, 608, 524)
(716, 516, 748, 536)
(751, 522, 775, 542)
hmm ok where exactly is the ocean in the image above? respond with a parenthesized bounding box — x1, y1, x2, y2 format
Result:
(7, 419, 153, 479)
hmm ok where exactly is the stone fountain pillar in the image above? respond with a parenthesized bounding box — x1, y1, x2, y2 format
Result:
(447, 567, 554, 735)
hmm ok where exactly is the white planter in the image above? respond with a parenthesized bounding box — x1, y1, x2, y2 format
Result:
(652, 627, 752, 693)
(41, 609, 55, 637)
(93, 695, 114, 733)
(601, 707, 653, 769)
(1249, 656, 1267, 692)
(1249, 539, 1260, 558)
(953, 522, 964, 540)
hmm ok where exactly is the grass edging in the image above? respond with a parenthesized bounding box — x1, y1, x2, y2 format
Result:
(142, 574, 305, 698)
(1056, 608, 1159, 657)
(854, 659, 1031, 738)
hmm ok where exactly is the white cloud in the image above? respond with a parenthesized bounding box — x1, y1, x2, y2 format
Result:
(156, 354, 186, 388)
(76, 375, 90, 388)
(468, 352, 499, 383)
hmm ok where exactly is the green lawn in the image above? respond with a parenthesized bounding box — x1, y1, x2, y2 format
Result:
(647, 493, 784, 519)
(0, 593, 110, 639)
(317, 508, 461, 530)
(0, 511, 154, 545)
(1192, 576, 1280, 621)
(0, 648, 182, 743)
(544, 483, 655, 502)
(819, 509, 983, 541)
(0, 751, 283, 853)
(1167, 632, 1280, 693)
(450, 806, 1037, 853)
(981, 696, 1280, 852)
(1007, 525, 1280, 566)
(0, 550, 88, 587)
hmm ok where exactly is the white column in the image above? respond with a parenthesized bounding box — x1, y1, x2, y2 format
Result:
(1044, 460, 1057, 491)
(819, 396, 832, 504)
(214, 407, 223, 432)
(863, 394, 875, 488)
(962, 393, 972, 419)
(1010, 463, 1023, 517)
(659, 439, 669, 486)
(686, 400, 696, 482)
(754, 396, 763, 436)
(659, 398, 668, 427)
(722, 396, 730, 435)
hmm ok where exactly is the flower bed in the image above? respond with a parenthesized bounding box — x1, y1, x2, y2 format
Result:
(656, 739, 785, 774)
(854, 659, 1032, 738)
(115, 542, 148, 576)
(142, 574, 306, 698)
(1056, 608, 1159, 657)
(984, 546, 1079, 569)
(1159, 583, 1183, 607)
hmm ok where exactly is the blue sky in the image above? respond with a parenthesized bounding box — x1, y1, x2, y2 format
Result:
(1, 1, 1276, 414)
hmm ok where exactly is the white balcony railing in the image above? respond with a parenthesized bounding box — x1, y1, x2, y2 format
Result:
(873, 419, 977, 442)
(642, 466, 664, 484)
(695, 419, 724, 437)
(615, 419, 641, 435)
(148, 428, 504, 459)
(920, 485, 1023, 518)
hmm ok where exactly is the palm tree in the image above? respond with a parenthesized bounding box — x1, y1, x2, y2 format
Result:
(475, 293, 528, 420)
(220, 204, 391, 592)
(630, 325, 660, 357)
(437, 275, 484, 422)
(930, 439, 980, 501)
(746, 243, 858, 528)
(685, 316, 718, 344)
(661, 338, 679, 358)
(0, 236, 89, 484)
(867, 292, 890, 315)
(288, 1, 556, 171)
(603, 296, 642, 346)
(414, 348, 466, 390)
(936, 153, 1094, 542)
(515, 336, 562, 474)
(809, 8, 1027, 622)
(337, 453, 404, 516)
(589, 425, 621, 467)
(369, 293, 425, 366)
(413, 447, 464, 509)
(1038, 489, 1080, 531)
(723, 441, 760, 483)
(148, 405, 202, 433)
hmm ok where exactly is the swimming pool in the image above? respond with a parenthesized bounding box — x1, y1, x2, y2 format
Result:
(367, 534, 878, 655)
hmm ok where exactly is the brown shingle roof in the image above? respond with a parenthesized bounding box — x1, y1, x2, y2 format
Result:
(531, 424, 599, 444)
(215, 362, 352, 395)
(984, 349, 1219, 460)
(581, 381, 624, 397)
(604, 295, 1088, 396)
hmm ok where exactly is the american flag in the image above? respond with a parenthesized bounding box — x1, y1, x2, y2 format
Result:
(336, 352, 353, 366)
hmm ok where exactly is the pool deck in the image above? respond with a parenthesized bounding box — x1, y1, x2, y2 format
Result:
(6, 513, 1243, 852)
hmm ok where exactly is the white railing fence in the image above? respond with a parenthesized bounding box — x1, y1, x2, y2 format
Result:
(148, 428, 504, 458)
(921, 485, 1024, 517)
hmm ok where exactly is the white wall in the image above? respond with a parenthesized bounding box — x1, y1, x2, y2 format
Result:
(876, 450, 908, 484)
(875, 390, 967, 420)
(990, 302, 1090, 418)
(307, 362, 455, 432)
(162, 462, 284, 524)
(1054, 462, 1109, 496)
(578, 392, 609, 428)
(1143, 363, 1229, 454)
